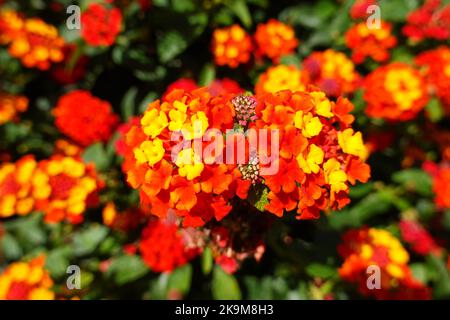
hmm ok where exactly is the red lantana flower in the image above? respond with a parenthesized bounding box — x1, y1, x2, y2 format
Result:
(54, 90, 119, 146)
(81, 3, 122, 47)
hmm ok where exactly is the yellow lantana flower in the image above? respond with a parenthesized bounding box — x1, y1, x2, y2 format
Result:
(181, 111, 209, 140)
(310, 91, 333, 118)
(323, 158, 347, 193)
(175, 148, 204, 180)
(297, 144, 324, 174)
(141, 109, 168, 138)
(134, 138, 165, 166)
(338, 128, 367, 159)
(294, 111, 323, 138)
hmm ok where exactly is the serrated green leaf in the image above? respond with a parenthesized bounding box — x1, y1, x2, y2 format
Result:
(392, 169, 433, 196)
(72, 225, 109, 257)
(121, 87, 138, 121)
(426, 98, 444, 123)
(224, 0, 252, 28)
(253, 188, 269, 212)
(46, 246, 72, 278)
(198, 63, 216, 86)
(212, 265, 242, 300)
(157, 31, 188, 63)
(0, 233, 22, 260)
(201, 247, 213, 275)
(107, 255, 149, 285)
(427, 255, 450, 298)
(306, 263, 337, 279)
(168, 264, 192, 296)
(82, 143, 111, 172)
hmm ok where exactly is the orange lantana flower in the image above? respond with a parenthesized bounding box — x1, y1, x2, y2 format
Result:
(345, 20, 397, 64)
(254, 19, 298, 63)
(211, 24, 252, 68)
(364, 63, 429, 121)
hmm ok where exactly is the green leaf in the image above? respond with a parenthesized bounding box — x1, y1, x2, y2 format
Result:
(426, 98, 444, 123)
(253, 187, 269, 212)
(198, 63, 216, 87)
(279, 54, 301, 66)
(427, 255, 450, 299)
(157, 30, 188, 63)
(139, 92, 158, 113)
(4, 214, 46, 250)
(306, 263, 337, 279)
(82, 143, 111, 172)
(410, 263, 428, 283)
(46, 246, 72, 278)
(381, 0, 420, 22)
(172, 0, 196, 12)
(224, 0, 252, 28)
(0, 233, 23, 260)
(107, 255, 149, 285)
(121, 87, 138, 121)
(328, 192, 393, 230)
(212, 266, 242, 300)
(149, 273, 170, 299)
(349, 182, 374, 199)
(391, 46, 414, 64)
(168, 264, 192, 295)
(201, 247, 213, 275)
(72, 224, 109, 257)
(392, 169, 433, 196)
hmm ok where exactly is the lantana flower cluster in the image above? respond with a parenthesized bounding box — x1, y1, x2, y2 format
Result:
(53, 90, 119, 147)
(338, 228, 431, 300)
(403, 0, 450, 42)
(139, 219, 199, 272)
(254, 19, 299, 63)
(0, 155, 102, 223)
(415, 46, 450, 113)
(250, 89, 370, 218)
(123, 87, 370, 225)
(212, 19, 298, 68)
(123, 88, 250, 227)
(0, 256, 54, 300)
(80, 3, 122, 47)
(363, 63, 429, 121)
(345, 21, 397, 64)
(0, 9, 64, 70)
(302, 49, 360, 98)
(255, 65, 309, 95)
(0, 93, 28, 125)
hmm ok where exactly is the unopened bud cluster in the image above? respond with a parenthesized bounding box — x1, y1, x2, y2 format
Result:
(238, 154, 260, 185)
(232, 95, 258, 126)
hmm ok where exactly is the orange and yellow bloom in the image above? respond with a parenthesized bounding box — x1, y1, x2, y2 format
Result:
(211, 25, 252, 68)
(252, 89, 370, 219)
(338, 228, 431, 299)
(255, 65, 309, 95)
(415, 46, 450, 114)
(345, 21, 397, 64)
(0, 10, 64, 70)
(0, 93, 28, 125)
(34, 155, 102, 224)
(0, 256, 54, 300)
(0, 156, 39, 218)
(303, 49, 360, 98)
(364, 63, 429, 121)
(123, 88, 249, 227)
(254, 19, 298, 63)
